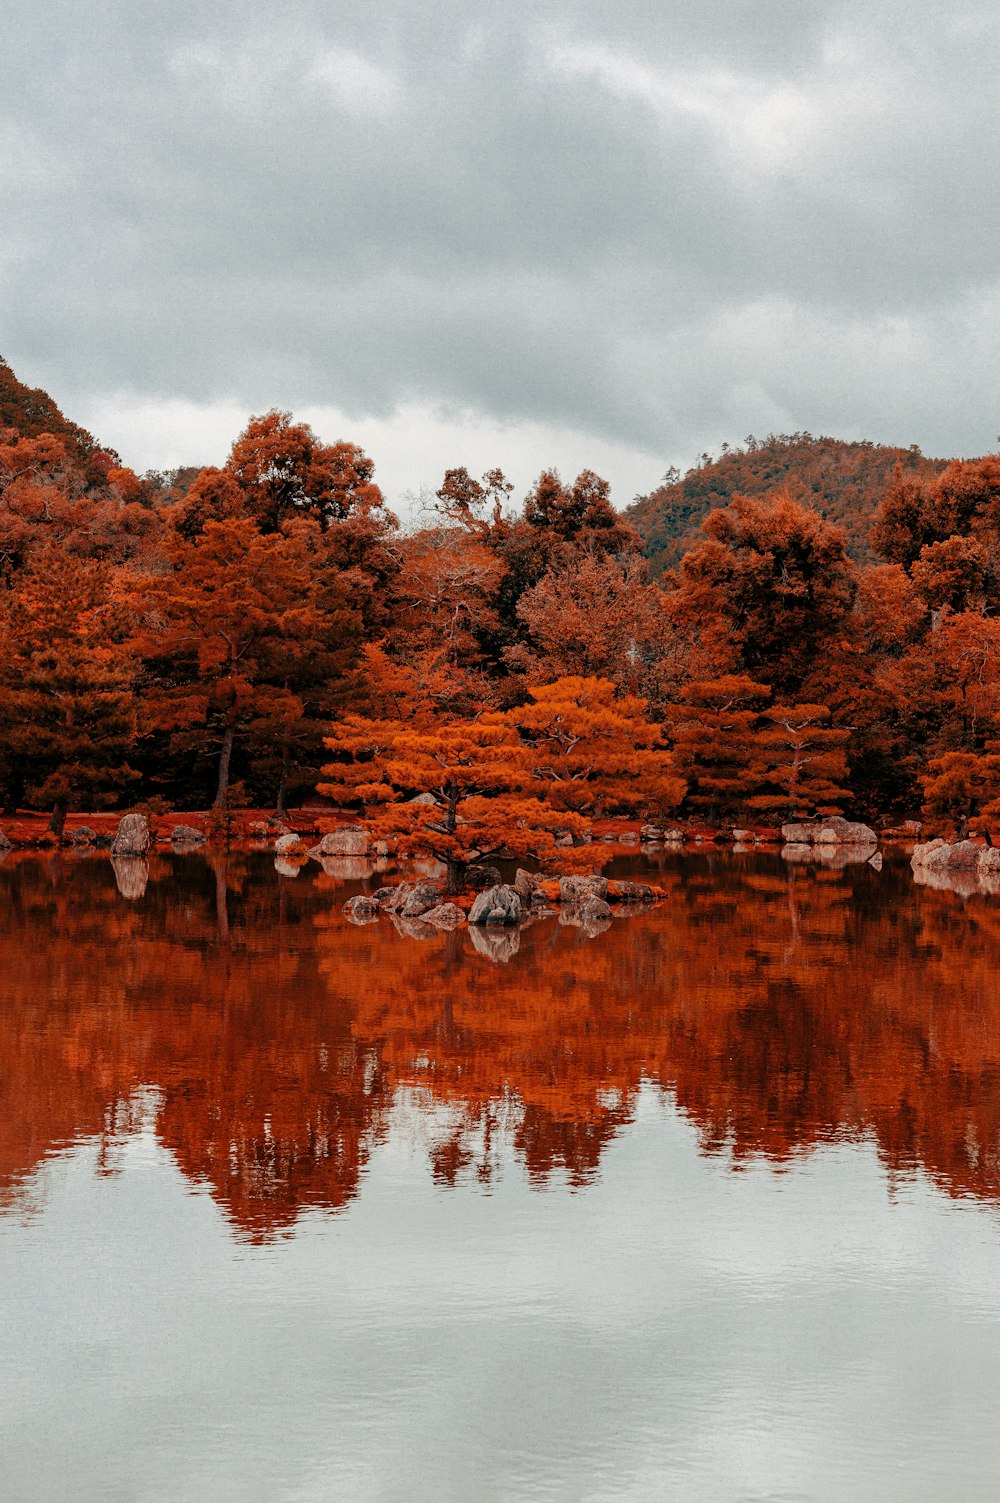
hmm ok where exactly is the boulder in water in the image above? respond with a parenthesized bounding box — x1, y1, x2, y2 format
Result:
(469, 884, 522, 926)
(112, 813, 151, 856)
(558, 875, 608, 903)
(171, 824, 205, 845)
(311, 827, 369, 857)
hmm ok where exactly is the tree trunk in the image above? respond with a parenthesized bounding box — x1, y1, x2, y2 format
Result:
(445, 857, 467, 895)
(275, 739, 291, 819)
(215, 723, 235, 807)
(49, 799, 67, 841)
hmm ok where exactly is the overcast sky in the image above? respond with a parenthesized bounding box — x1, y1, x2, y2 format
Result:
(3, 0, 999, 511)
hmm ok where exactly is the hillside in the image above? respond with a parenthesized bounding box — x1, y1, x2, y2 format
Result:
(0, 355, 115, 478)
(627, 433, 948, 573)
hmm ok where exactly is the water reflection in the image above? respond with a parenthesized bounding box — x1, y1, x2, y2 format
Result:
(2, 850, 1000, 1240)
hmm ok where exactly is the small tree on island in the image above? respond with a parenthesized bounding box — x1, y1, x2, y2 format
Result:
(920, 749, 1000, 839)
(749, 704, 852, 820)
(319, 715, 589, 893)
(500, 676, 685, 816)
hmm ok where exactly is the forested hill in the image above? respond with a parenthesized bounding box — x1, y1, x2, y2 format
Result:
(627, 434, 948, 574)
(0, 356, 114, 475)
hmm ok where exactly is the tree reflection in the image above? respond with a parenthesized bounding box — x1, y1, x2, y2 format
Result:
(1, 851, 999, 1239)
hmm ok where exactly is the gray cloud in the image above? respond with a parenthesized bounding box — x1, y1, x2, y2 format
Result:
(2, 0, 1000, 504)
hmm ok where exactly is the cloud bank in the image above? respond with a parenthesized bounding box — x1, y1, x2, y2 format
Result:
(3, 0, 999, 507)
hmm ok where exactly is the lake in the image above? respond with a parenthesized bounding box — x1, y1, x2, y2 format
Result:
(2, 847, 999, 1502)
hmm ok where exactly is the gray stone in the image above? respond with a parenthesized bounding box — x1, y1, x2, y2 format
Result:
(640, 824, 665, 842)
(466, 863, 502, 891)
(311, 827, 369, 857)
(380, 882, 415, 913)
(782, 816, 877, 846)
(274, 832, 305, 856)
(579, 895, 612, 922)
(947, 840, 984, 870)
(406, 791, 439, 806)
(69, 825, 97, 844)
(558, 875, 609, 903)
(171, 824, 205, 845)
(111, 813, 151, 856)
(611, 881, 655, 904)
(0, 829, 11, 851)
(401, 881, 442, 918)
(868, 851, 883, 870)
(911, 838, 950, 868)
(469, 883, 522, 926)
(342, 894, 380, 923)
(662, 828, 685, 843)
(420, 902, 466, 929)
(513, 867, 540, 899)
(978, 847, 1000, 875)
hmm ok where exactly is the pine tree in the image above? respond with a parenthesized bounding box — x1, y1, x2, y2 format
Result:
(0, 547, 137, 832)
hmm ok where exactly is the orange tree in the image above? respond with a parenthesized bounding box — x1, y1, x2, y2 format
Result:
(0, 547, 137, 832)
(500, 676, 684, 816)
(668, 675, 772, 823)
(134, 516, 361, 808)
(319, 714, 589, 892)
(749, 704, 851, 820)
(920, 749, 1000, 838)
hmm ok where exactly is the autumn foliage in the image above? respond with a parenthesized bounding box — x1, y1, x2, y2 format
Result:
(2, 353, 1000, 838)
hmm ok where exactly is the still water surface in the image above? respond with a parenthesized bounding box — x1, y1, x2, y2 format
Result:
(2, 849, 1000, 1501)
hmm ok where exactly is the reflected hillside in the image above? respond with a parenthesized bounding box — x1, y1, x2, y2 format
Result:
(1, 851, 999, 1237)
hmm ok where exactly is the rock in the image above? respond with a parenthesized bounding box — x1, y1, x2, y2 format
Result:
(554, 831, 574, 847)
(513, 867, 541, 899)
(947, 840, 984, 870)
(401, 881, 441, 918)
(248, 820, 271, 838)
(420, 902, 466, 929)
(342, 894, 380, 922)
(406, 791, 439, 806)
(579, 895, 612, 922)
(469, 883, 522, 925)
(978, 847, 1000, 874)
(640, 824, 665, 842)
(609, 880, 655, 904)
(380, 882, 415, 913)
(0, 830, 12, 851)
(69, 825, 96, 845)
(911, 838, 950, 868)
(311, 827, 369, 858)
(274, 856, 302, 878)
(372, 840, 391, 857)
(868, 851, 883, 870)
(732, 828, 752, 843)
(782, 816, 877, 846)
(662, 828, 685, 843)
(466, 863, 502, 891)
(111, 856, 148, 901)
(274, 832, 306, 856)
(558, 875, 608, 903)
(529, 895, 557, 917)
(171, 824, 205, 845)
(618, 832, 639, 846)
(111, 813, 151, 856)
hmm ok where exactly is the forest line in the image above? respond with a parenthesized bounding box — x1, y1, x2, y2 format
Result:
(2, 387, 1000, 848)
